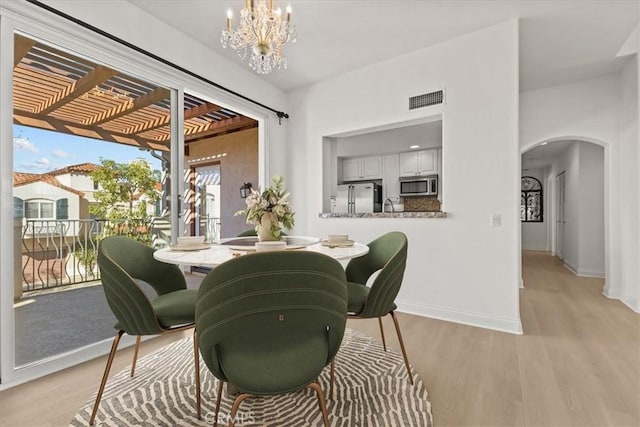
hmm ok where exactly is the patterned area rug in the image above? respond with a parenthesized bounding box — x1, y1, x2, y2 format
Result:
(71, 328, 432, 426)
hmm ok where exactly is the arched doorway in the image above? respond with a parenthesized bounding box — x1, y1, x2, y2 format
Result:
(521, 137, 609, 291)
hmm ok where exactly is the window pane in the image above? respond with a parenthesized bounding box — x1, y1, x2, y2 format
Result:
(40, 202, 54, 218)
(25, 201, 39, 219)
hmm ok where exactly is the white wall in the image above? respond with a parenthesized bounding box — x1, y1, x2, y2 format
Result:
(521, 167, 548, 251)
(66, 174, 96, 202)
(288, 21, 522, 334)
(578, 143, 605, 276)
(618, 56, 640, 310)
(521, 71, 639, 311)
(545, 141, 605, 277)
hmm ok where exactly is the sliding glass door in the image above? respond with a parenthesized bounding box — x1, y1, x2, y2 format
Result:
(0, 2, 269, 388)
(0, 22, 184, 386)
(10, 32, 181, 368)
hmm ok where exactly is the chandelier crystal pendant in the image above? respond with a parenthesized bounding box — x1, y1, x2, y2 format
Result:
(221, 0, 296, 74)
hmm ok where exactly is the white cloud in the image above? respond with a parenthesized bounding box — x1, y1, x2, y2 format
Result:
(35, 157, 51, 167)
(13, 137, 39, 153)
(52, 149, 70, 158)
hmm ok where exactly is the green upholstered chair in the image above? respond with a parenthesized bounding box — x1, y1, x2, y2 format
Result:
(343, 231, 413, 384)
(196, 251, 348, 427)
(90, 236, 201, 425)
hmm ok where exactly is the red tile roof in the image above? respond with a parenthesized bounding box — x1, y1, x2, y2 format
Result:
(13, 172, 42, 186)
(13, 163, 100, 196)
(47, 163, 99, 176)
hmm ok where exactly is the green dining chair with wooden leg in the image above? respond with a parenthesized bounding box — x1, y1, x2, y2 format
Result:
(330, 231, 412, 397)
(90, 236, 201, 425)
(196, 251, 348, 427)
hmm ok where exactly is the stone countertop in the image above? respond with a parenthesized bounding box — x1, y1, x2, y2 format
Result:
(319, 211, 447, 219)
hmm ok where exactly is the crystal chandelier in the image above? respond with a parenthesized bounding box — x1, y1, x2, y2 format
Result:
(221, 0, 296, 74)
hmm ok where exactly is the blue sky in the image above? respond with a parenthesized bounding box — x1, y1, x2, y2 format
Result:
(13, 125, 161, 173)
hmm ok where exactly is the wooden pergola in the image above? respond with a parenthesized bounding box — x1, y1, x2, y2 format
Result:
(13, 34, 257, 152)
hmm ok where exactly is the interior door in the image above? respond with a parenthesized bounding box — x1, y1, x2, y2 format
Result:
(555, 172, 566, 260)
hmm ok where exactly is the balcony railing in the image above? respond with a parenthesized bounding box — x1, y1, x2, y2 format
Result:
(20, 217, 221, 292)
(21, 218, 163, 292)
(200, 215, 222, 243)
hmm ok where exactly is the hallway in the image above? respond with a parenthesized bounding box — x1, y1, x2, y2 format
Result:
(517, 250, 638, 426)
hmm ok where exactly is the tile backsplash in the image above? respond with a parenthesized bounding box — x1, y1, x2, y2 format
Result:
(403, 196, 441, 212)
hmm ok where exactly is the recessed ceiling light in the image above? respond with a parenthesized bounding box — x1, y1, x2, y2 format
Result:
(409, 145, 420, 149)
(541, 142, 548, 146)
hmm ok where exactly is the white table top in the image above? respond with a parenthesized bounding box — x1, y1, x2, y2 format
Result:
(153, 236, 369, 268)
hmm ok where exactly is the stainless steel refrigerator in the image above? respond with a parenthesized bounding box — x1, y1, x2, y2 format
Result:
(336, 182, 382, 214)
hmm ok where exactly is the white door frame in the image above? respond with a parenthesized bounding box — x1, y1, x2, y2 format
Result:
(520, 136, 610, 295)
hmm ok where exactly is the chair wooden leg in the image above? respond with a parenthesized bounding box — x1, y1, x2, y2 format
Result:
(229, 393, 252, 427)
(329, 359, 335, 400)
(193, 330, 201, 420)
(390, 311, 413, 385)
(307, 381, 330, 427)
(378, 317, 387, 352)
(130, 335, 141, 377)
(214, 381, 224, 427)
(90, 330, 124, 425)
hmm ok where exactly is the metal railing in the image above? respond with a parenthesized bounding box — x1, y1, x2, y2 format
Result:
(21, 218, 156, 292)
(20, 217, 221, 292)
(200, 215, 222, 242)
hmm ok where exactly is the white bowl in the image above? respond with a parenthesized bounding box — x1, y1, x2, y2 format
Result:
(327, 234, 349, 244)
(177, 236, 205, 246)
(255, 241, 287, 252)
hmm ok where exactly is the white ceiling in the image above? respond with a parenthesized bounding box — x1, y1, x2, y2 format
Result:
(129, 0, 638, 92)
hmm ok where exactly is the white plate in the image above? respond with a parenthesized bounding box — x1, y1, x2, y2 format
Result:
(226, 245, 307, 252)
(321, 239, 355, 248)
(169, 243, 211, 251)
(217, 236, 320, 252)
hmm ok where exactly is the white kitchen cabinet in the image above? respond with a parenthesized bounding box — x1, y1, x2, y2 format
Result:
(399, 149, 437, 177)
(341, 156, 382, 181)
(382, 154, 400, 202)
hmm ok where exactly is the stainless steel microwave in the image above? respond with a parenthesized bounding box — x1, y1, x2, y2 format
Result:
(399, 175, 438, 197)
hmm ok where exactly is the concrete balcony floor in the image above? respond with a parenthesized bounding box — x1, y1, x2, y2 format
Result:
(13, 273, 203, 367)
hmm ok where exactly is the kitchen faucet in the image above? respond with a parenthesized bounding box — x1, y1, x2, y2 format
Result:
(383, 198, 395, 213)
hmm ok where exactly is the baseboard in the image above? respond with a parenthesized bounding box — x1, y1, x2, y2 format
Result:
(575, 268, 605, 278)
(621, 297, 640, 313)
(396, 299, 523, 335)
(603, 288, 640, 313)
(564, 261, 578, 275)
(522, 246, 549, 251)
(564, 262, 605, 278)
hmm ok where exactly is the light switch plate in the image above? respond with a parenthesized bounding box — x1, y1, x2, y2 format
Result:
(491, 213, 502, 227)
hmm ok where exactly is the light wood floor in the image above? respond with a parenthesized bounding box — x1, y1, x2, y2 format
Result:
(0, 251, 638, 426)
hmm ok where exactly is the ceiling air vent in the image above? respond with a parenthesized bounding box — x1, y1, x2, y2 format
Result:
(409, 90, 444, 110)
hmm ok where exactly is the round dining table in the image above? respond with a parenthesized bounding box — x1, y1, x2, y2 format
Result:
(153, 235, 369, 268)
